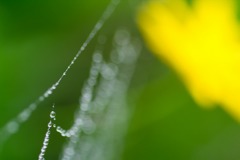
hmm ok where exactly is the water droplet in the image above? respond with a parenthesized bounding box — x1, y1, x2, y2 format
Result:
(29, 104, 37, 110)
(18, 110, 30, 122)
(93, 53, 102, 63)
(82, 118, 96, 135)
(48, 121, 52, 128)
(6, 121, 19, 134)
(50, 111, 56, 119)
(43, 141, 48, 146)
(56, 126, 62, 132)
(101, 63, 118, 79)
(39, 96, 44, 101)
(114, 29, 130, 46)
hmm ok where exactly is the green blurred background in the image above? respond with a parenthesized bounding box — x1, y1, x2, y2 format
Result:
(0, 0, 240, 159)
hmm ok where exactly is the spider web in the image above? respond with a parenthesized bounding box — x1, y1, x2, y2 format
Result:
(0, 0, 142, 159)
(0, 0, 120, 146)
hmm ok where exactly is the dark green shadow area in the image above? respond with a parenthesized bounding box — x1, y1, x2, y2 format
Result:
(123, 72, 240, 160)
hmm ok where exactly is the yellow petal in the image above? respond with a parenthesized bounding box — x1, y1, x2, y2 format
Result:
(137, 0, 240, 121)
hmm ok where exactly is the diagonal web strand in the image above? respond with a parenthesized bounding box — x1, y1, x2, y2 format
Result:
(0, 0, 121, 148)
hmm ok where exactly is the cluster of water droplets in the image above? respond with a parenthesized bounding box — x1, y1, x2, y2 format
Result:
(56, 29, 141, 160)
(0, 0, 120, 148)
(0, 0, 143, 159)
(38, 105, 56, 160)
(36, 28, 141, 160)
(56, 51, 102, 139)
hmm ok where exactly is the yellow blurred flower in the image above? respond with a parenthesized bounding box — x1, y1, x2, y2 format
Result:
(137, 0, 240, 121)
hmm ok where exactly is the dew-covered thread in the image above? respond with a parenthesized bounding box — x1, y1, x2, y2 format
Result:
(56, 51, 103, 160)
(0, 0, 121, 146)
(38, 105, 56, 160)
(56, 51, 102, 138)
(68, 29, 141, 160)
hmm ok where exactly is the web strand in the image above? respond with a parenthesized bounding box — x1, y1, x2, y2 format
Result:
(58, 29, 141, 160)
(38, 105, 56, 160)
(0, 0, 121, 147)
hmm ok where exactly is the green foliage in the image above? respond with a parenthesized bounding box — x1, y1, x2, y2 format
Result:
(1, 0, 240, 159)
